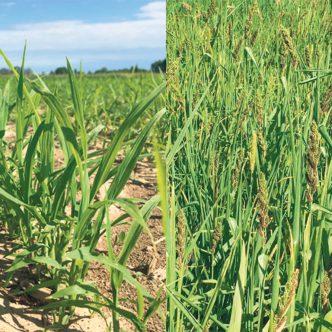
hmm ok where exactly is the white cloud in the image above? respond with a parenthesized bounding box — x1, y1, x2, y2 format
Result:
(137, 1, 166, 20)
(0, 1, 165, 54)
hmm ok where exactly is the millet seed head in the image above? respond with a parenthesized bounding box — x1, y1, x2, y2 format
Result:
(306, 121, 320, 203)
(280, 25, 298, 67)
(257, 172, 269, 240)
(321, 271, 331, 309)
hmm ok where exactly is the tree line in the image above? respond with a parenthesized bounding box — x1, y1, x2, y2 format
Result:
(0, 59, 166, 76)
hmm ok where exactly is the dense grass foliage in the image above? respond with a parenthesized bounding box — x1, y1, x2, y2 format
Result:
(0, 50, 165, 331)
(167, 1, 331, 331)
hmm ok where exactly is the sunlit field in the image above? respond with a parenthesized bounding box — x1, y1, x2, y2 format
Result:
(166, 0, 331, 331)
(0, 50, 166, 331)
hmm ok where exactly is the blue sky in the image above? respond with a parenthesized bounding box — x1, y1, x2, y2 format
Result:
(0, 0, 165, 72)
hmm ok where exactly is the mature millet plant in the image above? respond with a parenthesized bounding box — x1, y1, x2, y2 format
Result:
(256, 91, 267, 159)
(321, 271, 331, 310)
(250, 131, 257, 173)
(211, 226, 221, 256)
(274, 269, 300, 331)
(232, 148, 244, 189)
(251, 30, 259, 45)
(257, 172, 269, 240)
(234, 37, 244, 60)
(280, 25, 298, 67)
(181, 2, 192, 11)
(306, 121, 320, 203)
(305, 44, 313, 67)
(321, 84, 332, 117)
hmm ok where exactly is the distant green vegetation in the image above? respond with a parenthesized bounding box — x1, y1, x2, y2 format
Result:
(1, 72, 164, 138)
(167, 0, 331, 331)
(0, 58, 166, 76)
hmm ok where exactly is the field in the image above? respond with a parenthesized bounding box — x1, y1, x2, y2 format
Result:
(0, 51, 166, 331)
(167, 1, 331, 331)
(0, 73, 165, 137)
